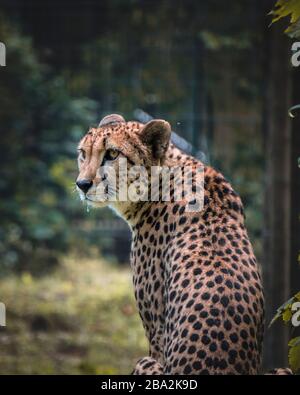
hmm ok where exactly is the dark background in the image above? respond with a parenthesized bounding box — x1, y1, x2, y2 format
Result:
(0, 0, 299, 374)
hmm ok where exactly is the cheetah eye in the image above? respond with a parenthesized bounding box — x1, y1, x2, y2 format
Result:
(103, 149, 119, 162)
(77, 148, 86, 161)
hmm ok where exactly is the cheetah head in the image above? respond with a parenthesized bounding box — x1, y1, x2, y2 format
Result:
(76, 114, 171, 214)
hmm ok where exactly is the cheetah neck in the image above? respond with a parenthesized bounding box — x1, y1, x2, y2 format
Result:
(109, 144, 189, 228)
(110, 143, 244, 230)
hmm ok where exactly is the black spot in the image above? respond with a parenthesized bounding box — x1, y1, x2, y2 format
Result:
(225, 280, 233, 289)
(202, 292, 210, 301)
(144, 311, 151, 321)
(201, 335, 210, 346)
(234, 292, 242, 302)
(183, 365, 192, 374)
(220, 296, 229, 308)
(206, 318, 216, 327)
(138, 289, 144, 300)
(211, 308, 219, 317)
(197, 350, 206, 359)
(179, 357, 187, 366)
(219, 359, 228, 370)
(200, 311, 208, 319)
(190, 333, 199, 342)
(182, 279, 190, 288)
(179, 345, 186, 353)
(205, 357, 213, 368)
(235, 363, 243, 374)
(179, 217, 187, 226)
(193, 268, 202, 275)
(174, 273, 181, 282)
(188, 315, 196, 323)
(218, 238, 226, 246)
(189, 244, 197, 251)
(229, 333, 239, 343)
(181, 293, 188, 302)
(188, 345, 196, 354)
(229, 349, 238, 361)
(224, 320, 232, 331)
(193, 321, 202, 330)
(221, 340, 229, 351)
(172, 204, 180, 215)
(228, 306, 235, 316)
(182, 329, 188, 337)
(193, 361, 202, 370)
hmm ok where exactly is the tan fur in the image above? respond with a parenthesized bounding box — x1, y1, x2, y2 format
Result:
(77, 117, 265, 374)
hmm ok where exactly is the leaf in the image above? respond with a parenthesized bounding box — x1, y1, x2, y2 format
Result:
(270, 0, 300, 38)
(270, 0, 300, 24)
(286, 17, 300, 38)
(269, 292, 300, 327)
(288, 337, 300, 373)
(283, 309, 293, 322)
(289, 337, 300, 347)
(269, 295, 295, 327)
(296, 292, 300, 301)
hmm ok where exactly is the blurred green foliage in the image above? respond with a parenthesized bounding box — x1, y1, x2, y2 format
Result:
(0, 16, 98, 272)
(0, 256, 147, 374)
(0, 1, 265, 272)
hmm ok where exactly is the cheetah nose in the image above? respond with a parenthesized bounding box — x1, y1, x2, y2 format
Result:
(76, 179, 93, 193)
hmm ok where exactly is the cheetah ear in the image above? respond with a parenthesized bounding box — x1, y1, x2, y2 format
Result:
(140, 120, 171, 160)
(99, 114, 125, 127)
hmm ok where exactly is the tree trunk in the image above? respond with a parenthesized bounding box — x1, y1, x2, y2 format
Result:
(262, 17, 291, 369)
(290, 68, 300, 297)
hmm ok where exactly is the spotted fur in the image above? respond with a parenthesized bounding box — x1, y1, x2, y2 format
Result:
(76, 116, 289, 375)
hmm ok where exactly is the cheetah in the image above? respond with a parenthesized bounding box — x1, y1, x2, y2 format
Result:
(76, 113, 272, 375)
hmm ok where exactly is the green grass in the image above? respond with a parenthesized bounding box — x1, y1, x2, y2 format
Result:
(0, 256, 147, 374)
